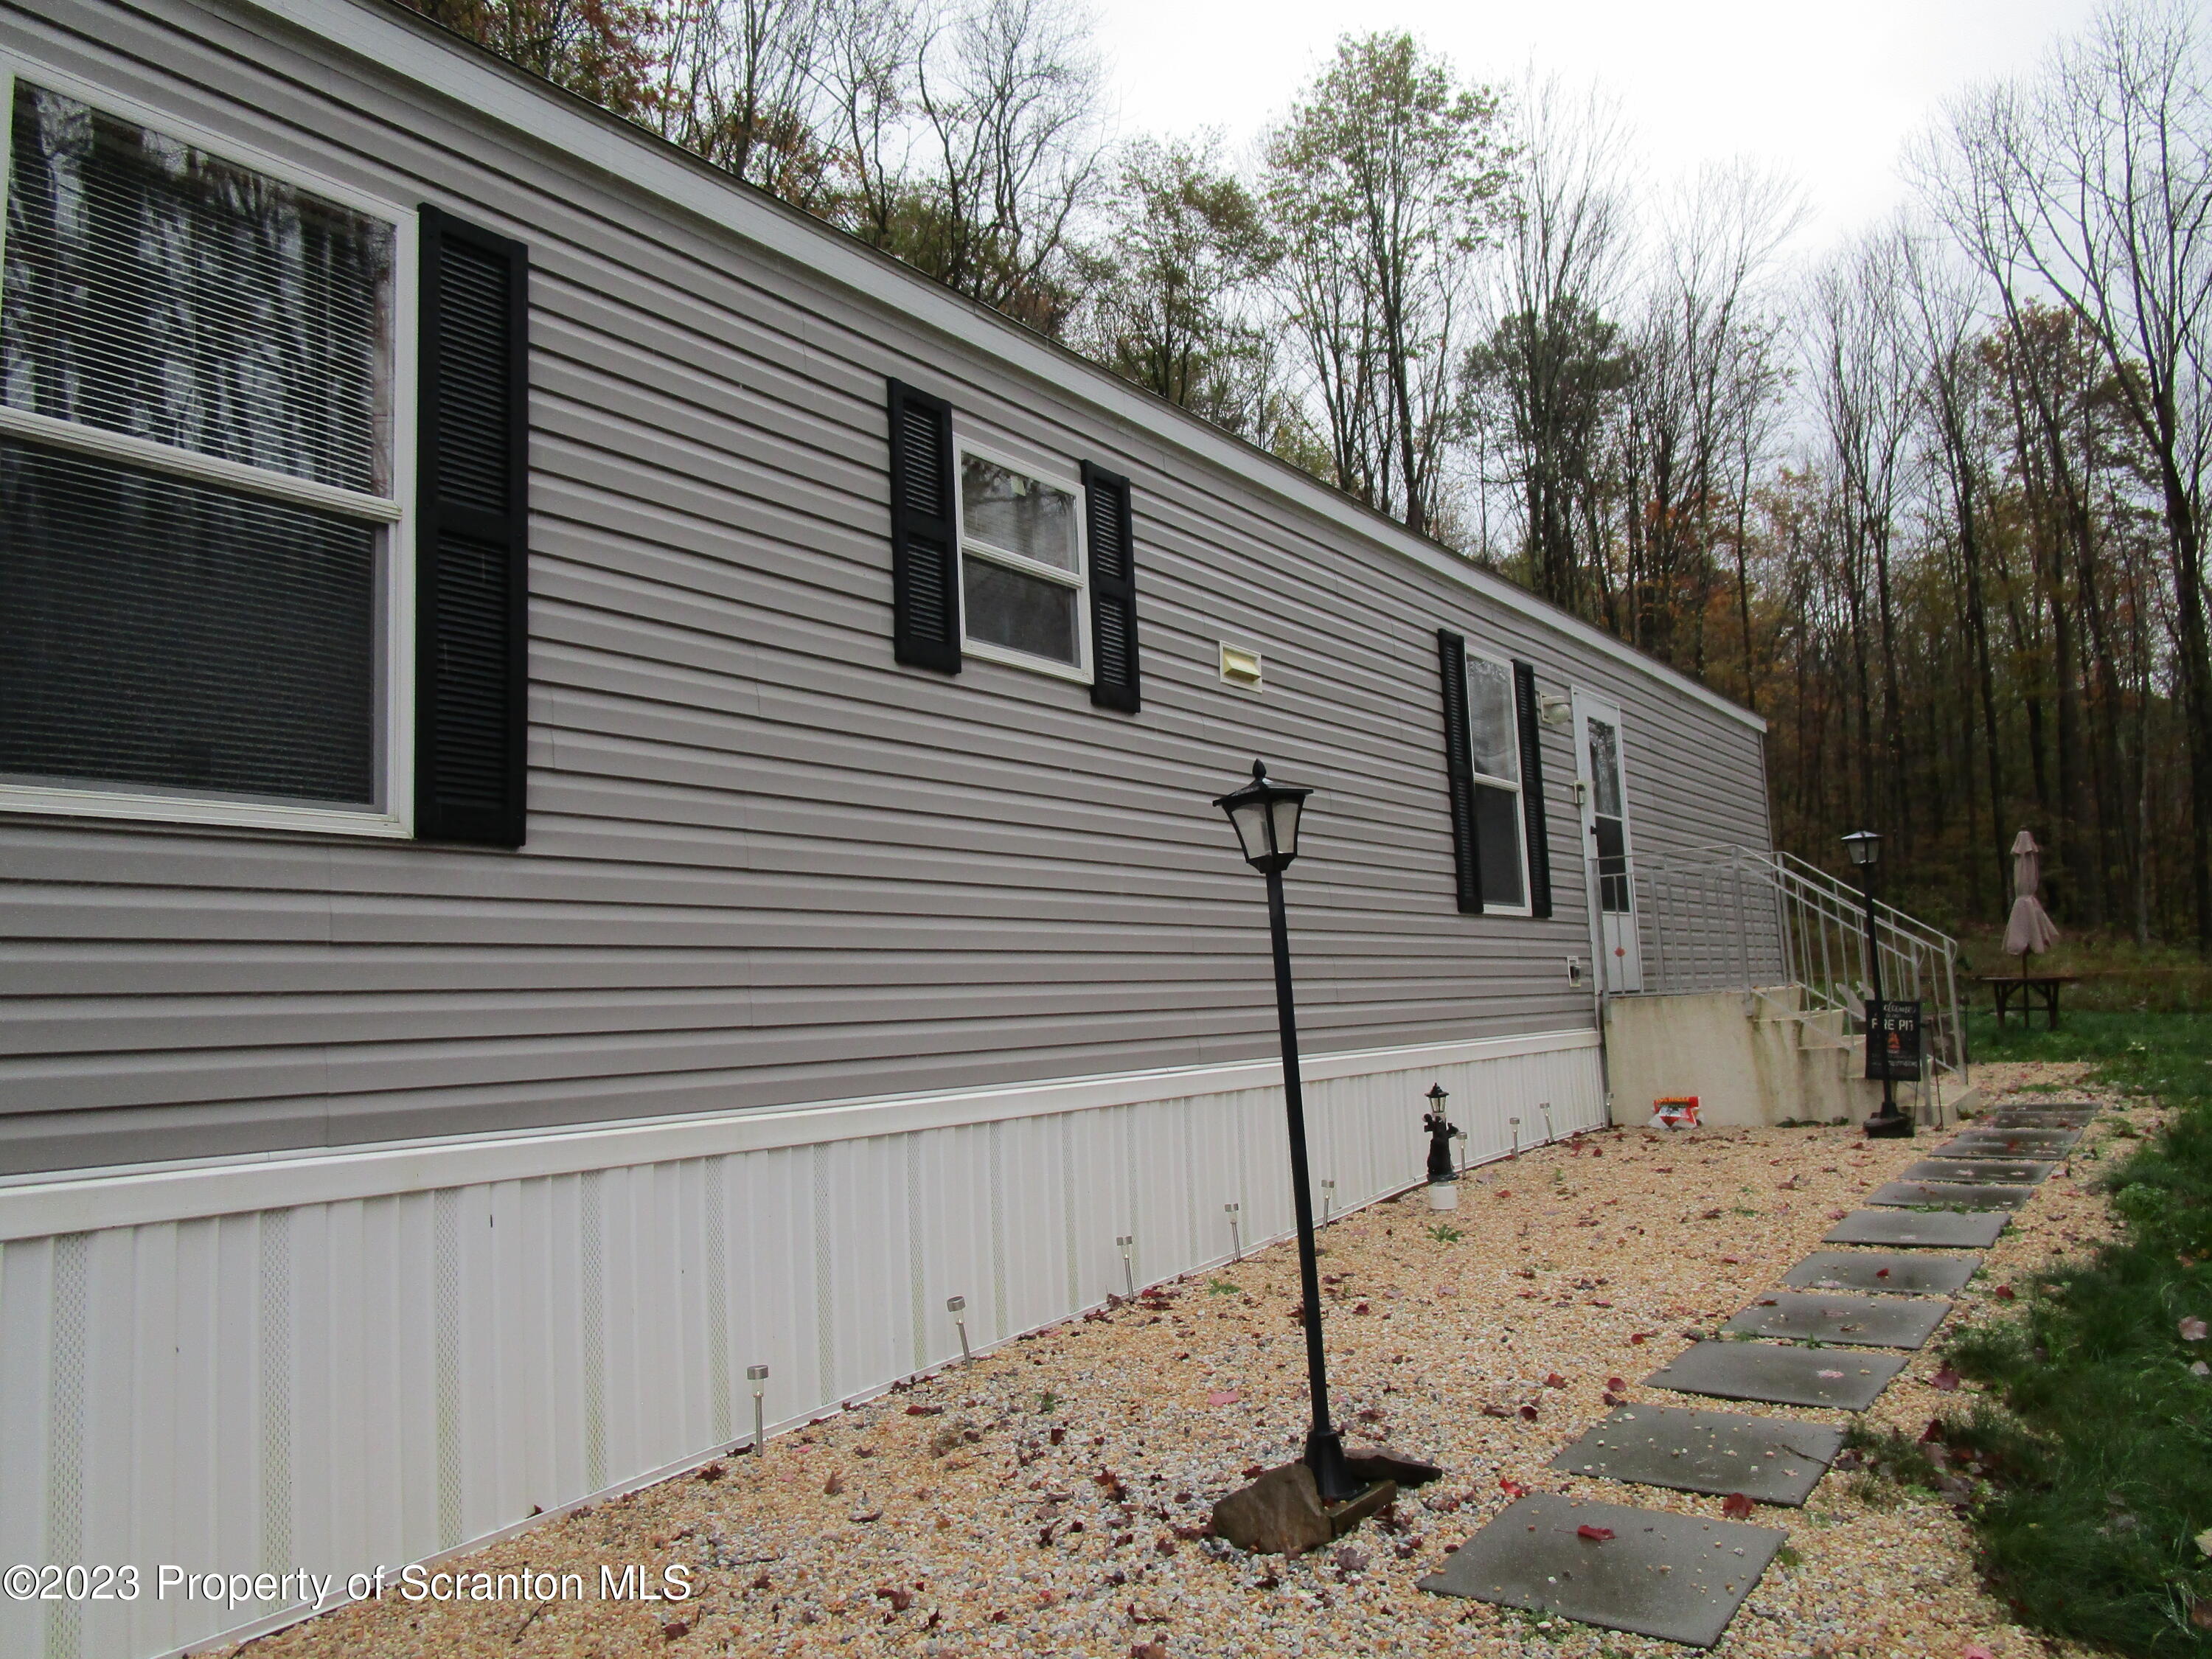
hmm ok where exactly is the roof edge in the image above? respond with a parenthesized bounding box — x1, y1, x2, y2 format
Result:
(235, 0, 1766, 734)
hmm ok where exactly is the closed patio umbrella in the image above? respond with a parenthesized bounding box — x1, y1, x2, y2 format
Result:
(2003, 829, 2059, 973)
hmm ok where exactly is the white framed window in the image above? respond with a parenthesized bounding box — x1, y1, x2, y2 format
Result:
(1464, 647, 1531, 914)
(954, 442, 1091, 683)
(0, 58, 416, 838)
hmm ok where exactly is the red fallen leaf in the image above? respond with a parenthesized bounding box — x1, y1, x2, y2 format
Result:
(1481, 1404, 1513, 1419)
(1519, 1403, 1540, 1421)
(1576, 1525, 1615, 1541)
(1930, 1364, 1961, 1392)
(905, 1404, 943, 1416)
(1965, 1645, 1999, 1658)
(1829, 1210, 1850, 1220)
(1601, 1391, 1624, 1406)
(1496, 1189, 1512, 1198)
(1133, 1646, 1170, 1659)
(1607, 1375, 1627, 1391)
(1242, 1464, 1266, 1480)
(1993, 1284, 2017, 1301)
(1757, 1298, 1778, 1307)
(1354, 1301, 1372, 1314)
(1721, 1492, 1755, 1520)
(1630, 1332, 1650, 1346)
(1719, 1256, 1742, 1265)
(1545, 1372, 1567, 1388)
(1499, 1478, 1531, 1498)
(661, 1617, 691, 1641)
(824, 1471, 846, 1496)
(748, 1573, 771, 1591)
(875, 1587, 914, 1612)
(1096, 1468, 1128, 1501)
(2189, 1599, 2212, 1632)
(1876, 1267, 1891, 1279)
(1206, 1389, 1242, 1405)
(1919, 1419, 1947, 1444)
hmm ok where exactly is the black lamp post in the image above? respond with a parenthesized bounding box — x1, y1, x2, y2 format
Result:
(1843, 830, 1912, 1139)
(1212, 760, 1359, 1504)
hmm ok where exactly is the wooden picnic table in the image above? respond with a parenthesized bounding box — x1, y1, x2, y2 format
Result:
(1980, 973, 2079, 1030)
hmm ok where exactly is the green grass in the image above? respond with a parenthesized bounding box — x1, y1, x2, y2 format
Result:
(1937, 1010, 2212, 1653)
(1957, 927, 2212, 1014)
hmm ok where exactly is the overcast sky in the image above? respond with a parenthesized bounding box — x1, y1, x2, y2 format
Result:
(1090, 0, 2103, 254)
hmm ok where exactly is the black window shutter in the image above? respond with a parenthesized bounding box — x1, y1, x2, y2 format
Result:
(1513, 660, 1554, 918)
(415, 204, 529, 848)
(886, 379, 961, 673)
(1436, 629, 1484, 914)
(1081, 461, 1140, 712)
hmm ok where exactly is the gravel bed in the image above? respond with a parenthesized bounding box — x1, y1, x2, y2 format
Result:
(229, 1064, 2147, 1659)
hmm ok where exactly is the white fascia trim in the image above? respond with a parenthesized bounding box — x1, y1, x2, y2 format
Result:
(0, 1027, 1598, 1239)
(232, 0, 1762, 734)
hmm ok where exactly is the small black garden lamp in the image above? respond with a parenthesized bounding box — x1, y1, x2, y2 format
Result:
(1843, 830, 1912, 1139)
(1212, 760, 1358, 1503)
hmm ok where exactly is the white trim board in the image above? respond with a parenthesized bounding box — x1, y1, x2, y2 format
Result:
(226, 0, 1762, 733)
(0, 1028, 1598, 1239)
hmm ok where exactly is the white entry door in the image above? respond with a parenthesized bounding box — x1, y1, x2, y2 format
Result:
(1573, 692, 1643, 993)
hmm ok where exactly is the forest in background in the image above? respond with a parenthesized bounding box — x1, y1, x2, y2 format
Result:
(407, 0, 2212, 951)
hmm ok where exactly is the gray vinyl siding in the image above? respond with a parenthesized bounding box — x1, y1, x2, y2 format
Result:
(0, 0, 1773, 1177)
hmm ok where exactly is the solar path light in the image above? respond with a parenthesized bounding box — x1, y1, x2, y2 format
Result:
(1211, 759, 1357, 1503)
(947, 1295, 973, 1365)
(746, 1364, 768, 1455)
(1843, 830, 1913, 1140)
(1225, 1202, 1242, 1262)
(1116, 1234, 1135, 1300)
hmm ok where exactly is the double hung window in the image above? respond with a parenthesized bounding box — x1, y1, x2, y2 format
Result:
(1463, 649, 1529, 911)
(0, 71, 411, 833)
(956, 448, 1089, 680)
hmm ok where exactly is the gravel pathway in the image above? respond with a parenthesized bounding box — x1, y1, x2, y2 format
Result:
(229, 1062, 2149, 1659)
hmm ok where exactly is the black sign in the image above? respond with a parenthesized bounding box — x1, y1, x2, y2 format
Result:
(1865, 998, 1923, 1082)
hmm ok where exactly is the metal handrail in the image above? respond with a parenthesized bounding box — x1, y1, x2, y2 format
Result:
(1627, 844, 1965, 1124)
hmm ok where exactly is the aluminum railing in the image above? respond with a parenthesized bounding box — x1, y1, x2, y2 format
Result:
(1628, 844, 1966, 1122)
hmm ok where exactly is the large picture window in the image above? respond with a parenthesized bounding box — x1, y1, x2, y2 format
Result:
(0, 72, 408, 830)
(1464, 650, 1529, 911)
(956, 447, 1090, 680)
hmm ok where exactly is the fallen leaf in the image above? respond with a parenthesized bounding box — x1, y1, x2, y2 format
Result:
(1519, 1403, 1540, 1421)
(1993, 1284, 2017, 1301)
(1964, 1646, 1998, 1658)
(2191, 1599, 2212, 1631)
(1817, 1369, 1845, 1380)
(2193, 1360, 2211, 1378)
(905, 1404, 943, 1416)
(823, 1471, 845, 1496)
(2182, 1316, 2209, 1341)
(1630, 1332, 1650, 1346)
(2196, 1526, 2212, 1557)
(1332, 1545, 1369, 1573)
(1930, 1364, 1961, 1392)
(1353, 1301, 1371, 1314)
(1499, 1478, 1530, 1498)
(1576, 1524, 1615, 1541)
(1133, 1645, 1169, 1659)
(874, 1587, 914, 1612)
(1206, 1389, 1242, 1406)
(1545, 1372, 1567, 1388)
(1607, 1376, 1627, 1391)
(1875, 1268, 1891, 1279)
(1721, 1492, 1755, 1519)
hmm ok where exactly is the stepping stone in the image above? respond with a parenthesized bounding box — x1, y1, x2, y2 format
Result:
(1549, 1403, 1842, 1506)
(1824, 1208, 2008, 1248)
(1901, 1157, 2053, 1185)
(1868, 1180, 2035, 1211)
(1983, 1105, 2096, 1127)
(1937, 1128, 2079, 1158)
(1644, 1340, 1907, 1410)
(1722, 1290, 1950, 1349)
(1419, 1491, 1784, 1648)
(1784, 1250, 1978, 1296)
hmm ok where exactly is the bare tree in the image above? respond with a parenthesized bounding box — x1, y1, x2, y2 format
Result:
(1463, 74, 1636, 616)
(1924, 0, 2212, 945)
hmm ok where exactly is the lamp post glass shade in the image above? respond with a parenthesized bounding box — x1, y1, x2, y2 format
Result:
(1842, 830, 1882, 869)
(1214, 761, 1311, 872)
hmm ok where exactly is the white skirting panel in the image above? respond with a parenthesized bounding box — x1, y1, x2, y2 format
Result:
(0, 1030, 1601, 1659)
